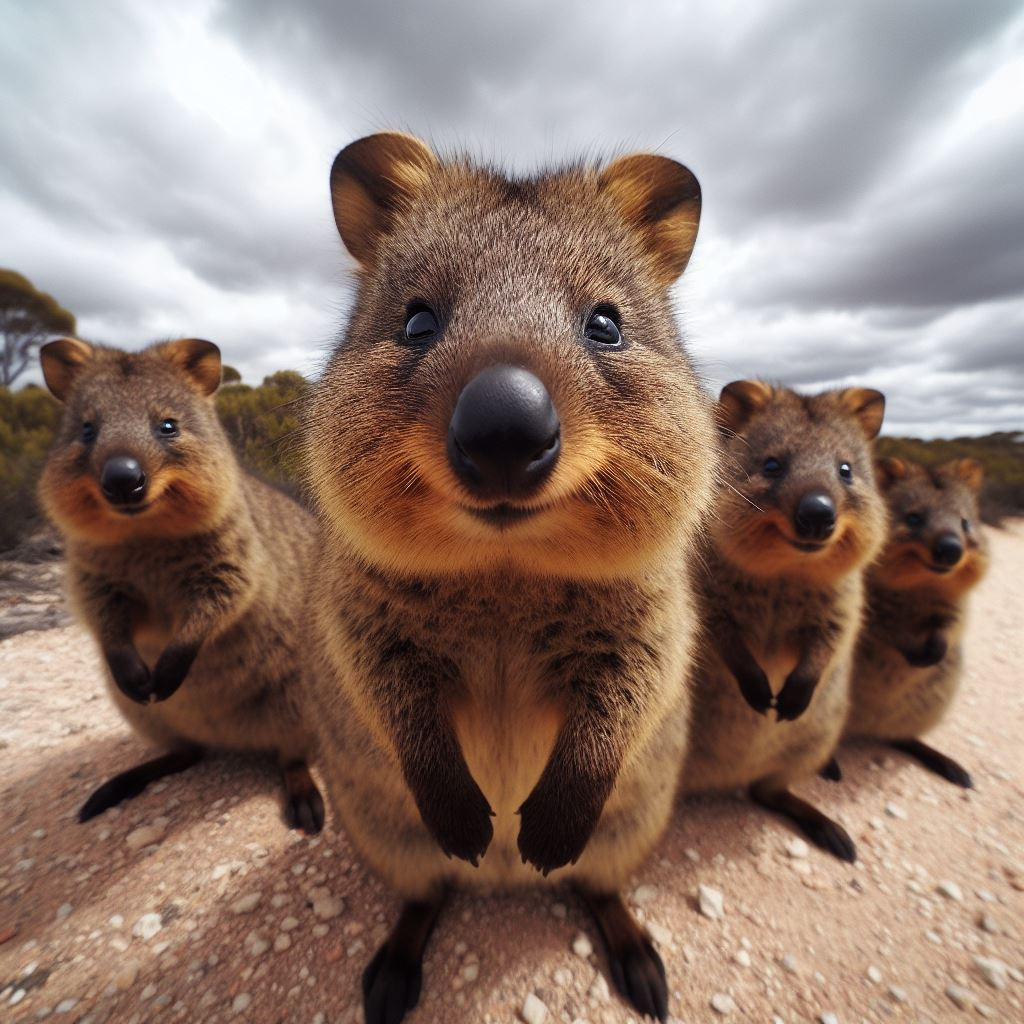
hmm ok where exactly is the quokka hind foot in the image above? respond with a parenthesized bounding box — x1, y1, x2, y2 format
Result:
(889, 738, 973, 788)
(78, 746, 204, 822)
(749, 780, 857, 863)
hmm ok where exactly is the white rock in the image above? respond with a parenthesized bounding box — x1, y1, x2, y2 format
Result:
(588, 972, 610, 1002)
(937, 880, 963, 901)
(274, 933, 292, 952)
(521, 991, 548, 1024)
(572, 933, 593, 958)
(733, 949, 751, 968)
(972, 956, 1008, 990)
(312, 895, 344, 920)
(108, 914, 124, 929)
(785, 838, 810, 858)
(632, 884, 658, 906)
(945, 984, 974, 1009)
(280, 916, 299, 932)
(780, 954, 798, 974)
(125, 825, 163, 850)
(819, 1015, 839, 1024)
(461, 962, 479, 982)
(698, 884, 724, 920)
(553, 968, 572, 987)
(710, 992, 736, 1014)
(55, 903, 73, 921)
(230, 893, 261, 915)
(244, 931, 270, 957)
(132, 913, 162, 940)
(884, 803, 907, 820)
(232, 992, 252, 1013)
(866, 965, 883, 984)
(978, 913, 999, 934)
(887, 986, 907, 1003)
(55, 999, 77, 1013)
(9, 990, 25, 1006)
(685, 848, 700, 862)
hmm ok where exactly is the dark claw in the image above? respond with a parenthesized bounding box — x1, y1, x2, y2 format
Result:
(608, 933, 668, 1022)
(106, 647, 153, 704)
(775, 672, 818, 722)
(735, 668, 773, 715)
(819, 757, 842, 782)
(801, 817, 857, 863)
(285, 788, 325, 835)
(417, 780, 493, 866)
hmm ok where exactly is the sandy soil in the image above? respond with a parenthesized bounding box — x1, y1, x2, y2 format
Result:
(0, 525, 1021, 1024)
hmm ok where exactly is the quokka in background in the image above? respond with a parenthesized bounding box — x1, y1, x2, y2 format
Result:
(844, 456, 989, 786)
(682, 382, 888, 863)
(302, 132, 718, 1024)
(38, 337, 324, 833)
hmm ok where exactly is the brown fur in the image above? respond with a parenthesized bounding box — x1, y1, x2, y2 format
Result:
(684, 384, 887, 849)
(846, 457, 989, 742)
(38, 338, 322, 828)
(302, 133, 717, 1018)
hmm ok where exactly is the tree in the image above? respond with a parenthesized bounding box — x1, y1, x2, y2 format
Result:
(0, 270, 76, 387)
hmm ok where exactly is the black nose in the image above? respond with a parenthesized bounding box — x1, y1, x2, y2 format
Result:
(932, 533, 963, 567)
(100, 456, 147, 506)
(794, 491, 836, 541)
(447, 365, 561, 501)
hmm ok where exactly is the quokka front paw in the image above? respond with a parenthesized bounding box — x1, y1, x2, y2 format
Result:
(105, 646, 153, 703)
(150, 643, 199, 701)
(517, 777, 605, 876)
(902, 631, 947, 668)
(416, 775, 494, 866)
(735, 667, 774, 715)
(774, 670, 819, 722)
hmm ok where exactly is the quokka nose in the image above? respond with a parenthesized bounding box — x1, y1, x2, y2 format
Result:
(932, 532, 964, 567)
(100, 456, 148, 506)
(447, 365, 561, 501)
(793, 490, 837, 541)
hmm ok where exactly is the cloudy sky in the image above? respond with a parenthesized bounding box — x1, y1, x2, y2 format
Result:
(2, 0, 1022, 436)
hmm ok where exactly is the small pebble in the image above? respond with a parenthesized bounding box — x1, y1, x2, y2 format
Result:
(780, 954, 798, 974)
(571, 933, 593, 959)
(125, 825, 163, 850)
(972, 955, 1008, 990)
(887, 986, 907, 1003)
(866, 965, 883, 984)
(230, 893, 261, 915)
(698, 884, 724, 920)
(733, 949, 751, 968)
(884, 803, 907, 820)
(945, 984, 973, 1009)
(710, 992, 736, 1015)
(232, 992, 252, 1013)
(274, 933, 292, 952)
(55, 999, 77, 1013)
(632, 885, 658, 906)
(312, 895, 344, 920)
(785, 838, 809, 858)
(521, 991, 548, 1024)
(937, 880, 963, 901)
(132, 913, 162, 940)
(819, 1015, 839, 1024)
(55, 903, 72, 921)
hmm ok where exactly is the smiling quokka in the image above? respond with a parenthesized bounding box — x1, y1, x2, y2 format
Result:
(682, 382, 887, 862)
(844, 456, 989, 786)
(302, 132, 718, 1023)
(38, 338, 324, 832)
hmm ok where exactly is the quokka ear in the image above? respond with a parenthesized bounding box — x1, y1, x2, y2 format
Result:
(716, 379, 773, 434)
(947, 457, 984, 494)
(875, 456, 909, 490)
(600, 153, 702, 287)
(39, 337, 94, 402)
(154, 338, 222, 396)
(837, 387, 886, 440)
(329, 132, 438, 265)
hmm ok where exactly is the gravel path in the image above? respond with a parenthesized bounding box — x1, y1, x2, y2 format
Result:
(1, 525, 1021, 1024)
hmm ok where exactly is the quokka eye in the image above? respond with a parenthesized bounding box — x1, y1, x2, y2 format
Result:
(158, 418, 179, 438)
(906, 511, 925, 528)
(838, 462, 853, 482)
(404, 305, 440, 344)
(81, 422, 97, 443)
(762, 457, 784, 478)
(584, 307, 623, 348)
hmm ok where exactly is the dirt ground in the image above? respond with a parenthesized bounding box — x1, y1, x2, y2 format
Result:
(0, 525, 1021, 1024)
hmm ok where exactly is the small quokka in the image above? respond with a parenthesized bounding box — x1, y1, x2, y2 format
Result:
(844, 456, 989, 786)
(303, 132, 718, 1023)
(683, 381, 887, 862)
(38, 337, 324, 833)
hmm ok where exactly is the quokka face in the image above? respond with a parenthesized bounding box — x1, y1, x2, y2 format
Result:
(872, 456, 989, 594)
(306, 133, 717, 579)
(712, 381, 888, 582)
(38, 338, 235, 544)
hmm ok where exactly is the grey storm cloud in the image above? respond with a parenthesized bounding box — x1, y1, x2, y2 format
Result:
(1, 0, 1022, 436)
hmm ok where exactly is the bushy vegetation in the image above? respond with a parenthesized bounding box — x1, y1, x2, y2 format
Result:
(876, 432, 1024, 525)
(0, 371, 309, 552)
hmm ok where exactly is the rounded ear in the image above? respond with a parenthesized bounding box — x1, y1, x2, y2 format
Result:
(949, 457, 984, 494)
(837, 387, 885, 440)
(716, 379, 773, 433)
(600, 153, 702, 286)
(329, 132, 438, 264)
(154, 338, 222, 396)
(40, 337, 94, 402)
(875, 456, 909, 490)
